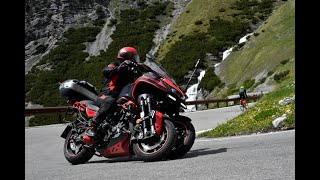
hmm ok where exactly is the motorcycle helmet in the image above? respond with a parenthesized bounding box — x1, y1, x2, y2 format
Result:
(240, 86, 244, 89)
(117, 47, 140, 63)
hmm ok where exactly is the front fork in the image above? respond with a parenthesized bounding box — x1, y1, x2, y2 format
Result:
(137, 94, 157, 139)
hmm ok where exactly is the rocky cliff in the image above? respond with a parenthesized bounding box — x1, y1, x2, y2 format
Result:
(25, 0, 191, 74)
(25, 0, 111, 73)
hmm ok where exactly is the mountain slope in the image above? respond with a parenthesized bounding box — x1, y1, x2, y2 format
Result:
(212, 0, 295, 98)
(217, 0, 295, 83)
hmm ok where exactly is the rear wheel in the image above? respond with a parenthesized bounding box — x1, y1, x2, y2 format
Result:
(167, 116, 195, 159)
(133, 119, 177, 162)
(63, 124, 95, 165)
(240, 100, 247, 111)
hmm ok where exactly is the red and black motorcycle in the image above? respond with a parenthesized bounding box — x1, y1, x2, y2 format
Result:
(59, 54, 195, 164)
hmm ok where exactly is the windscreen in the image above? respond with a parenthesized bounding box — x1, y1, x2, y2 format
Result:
(143, 54, 178, 85)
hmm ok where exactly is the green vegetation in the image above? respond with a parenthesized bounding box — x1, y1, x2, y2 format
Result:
(274, 70, 290, 82)
(243, 78, 255, 90)
(251, 77, 267, 90)
(198, 67, 222, 92)
(197, 78, 295, 138)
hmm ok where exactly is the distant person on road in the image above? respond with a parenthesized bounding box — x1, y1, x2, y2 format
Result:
(239, 86, 248, 106)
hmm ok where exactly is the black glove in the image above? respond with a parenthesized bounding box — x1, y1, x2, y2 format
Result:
(122, 60, 136, 67)
(117, 60, 137, 72)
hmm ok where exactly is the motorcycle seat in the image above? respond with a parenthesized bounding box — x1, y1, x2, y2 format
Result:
(80, 100, 99, 111)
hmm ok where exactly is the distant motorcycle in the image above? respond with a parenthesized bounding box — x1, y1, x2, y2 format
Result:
(59, 54, 195, 164)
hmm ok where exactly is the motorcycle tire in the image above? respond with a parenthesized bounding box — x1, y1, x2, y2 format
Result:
(133, 119, 177, 162)
(63, 125, 95, 165)
(167, 117, 196, 159)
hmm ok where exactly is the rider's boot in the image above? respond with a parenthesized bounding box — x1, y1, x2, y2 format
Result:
(86, 121, 99, 140)
(86, 112, 103, 141)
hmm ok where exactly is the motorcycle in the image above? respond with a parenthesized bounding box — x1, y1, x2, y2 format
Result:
(59, 54, 196, 164)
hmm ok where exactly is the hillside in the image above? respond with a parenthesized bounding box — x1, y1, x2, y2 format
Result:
(212, 0, 295, 98)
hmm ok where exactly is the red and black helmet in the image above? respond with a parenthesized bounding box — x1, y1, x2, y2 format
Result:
(117, 47, 140, 63)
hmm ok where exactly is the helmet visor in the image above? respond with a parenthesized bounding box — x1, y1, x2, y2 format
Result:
(133, 53, 140, 63)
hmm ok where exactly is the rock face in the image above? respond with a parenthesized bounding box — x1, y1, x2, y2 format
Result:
(25, 0, 192, 74)
(25, 0, 111, 74)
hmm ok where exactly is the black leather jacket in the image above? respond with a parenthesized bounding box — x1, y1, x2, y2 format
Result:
(100, 61, 137, 97)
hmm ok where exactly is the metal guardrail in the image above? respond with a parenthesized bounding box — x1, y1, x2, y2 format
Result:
(25, 95, 263, 116)
(25, 106, 73, 116)
(185, 95, 262, 110)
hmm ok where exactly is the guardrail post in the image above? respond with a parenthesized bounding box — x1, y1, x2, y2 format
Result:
(59, 114, 62, 124)
(195, 102, 198, 111)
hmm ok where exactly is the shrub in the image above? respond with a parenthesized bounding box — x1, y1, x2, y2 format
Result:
(280, 59, 290, 65)
(199, 67, 222, 92)
(274, 70, 290, 82)
(218, 8, 226, 12)
(93, 19, 105, 27)
(195, 20, 203, 25)
(267, 70, 274, 76)
(225, 83, 238, 96)
(96, 6, 106, 19)
(137, 0, 146, 7)
(238, 42, 245, 49)
(259, 77, 267, 84)
(243, 79, 255, 89)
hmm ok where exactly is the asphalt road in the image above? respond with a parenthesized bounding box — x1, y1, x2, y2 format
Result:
(25, 104, 295, 180)
(182, 104, 253, 134)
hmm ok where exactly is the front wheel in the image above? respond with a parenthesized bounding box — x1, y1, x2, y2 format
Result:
(63, 124, 95, 165)
(133, 119, 177, 162)
(167, 116, 195, 159)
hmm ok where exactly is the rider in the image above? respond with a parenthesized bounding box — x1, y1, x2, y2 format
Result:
(239, 85, 248, 106)
(86, 46, 140, 141)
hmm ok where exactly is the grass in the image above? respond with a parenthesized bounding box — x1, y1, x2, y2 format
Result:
(197, 77, 295, 138)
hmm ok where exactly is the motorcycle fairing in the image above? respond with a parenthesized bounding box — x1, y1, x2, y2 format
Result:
(160, 75, 184, 97)
(117, 83, 134, 100)
(132, 74, 169, 100)
(97, 133, 130, 158)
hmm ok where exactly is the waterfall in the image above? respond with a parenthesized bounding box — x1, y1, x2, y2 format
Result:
(216, 32, 254, 67)
(183, 33, 253, 111)
(185, 70, 206, 112)
(239, 33, 253, 44)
